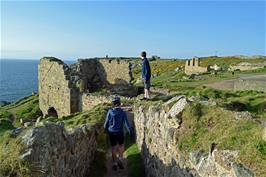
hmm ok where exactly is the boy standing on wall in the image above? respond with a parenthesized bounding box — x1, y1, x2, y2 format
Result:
(140, 51, 151, 100)
(104, 97, 133, 171)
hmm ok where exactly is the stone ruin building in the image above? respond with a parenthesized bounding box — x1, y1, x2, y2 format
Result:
(38, 57, 137, 118)
(185, 57, 208, 75)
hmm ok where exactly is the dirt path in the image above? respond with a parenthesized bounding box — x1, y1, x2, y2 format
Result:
(105, 147, 128, 177)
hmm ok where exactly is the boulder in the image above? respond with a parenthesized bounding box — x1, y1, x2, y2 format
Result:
(23, 122, 32, 127)
(233, 163, 254, 177)
(189, 150, 208, 166)
(233, 111, 252, 120)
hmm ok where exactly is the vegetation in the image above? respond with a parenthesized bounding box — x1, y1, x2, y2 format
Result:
(1, 95, 42, 126)
(178, 103, 266, 176)
(0, 56, 265, 176)
(125, 135, 145, 177)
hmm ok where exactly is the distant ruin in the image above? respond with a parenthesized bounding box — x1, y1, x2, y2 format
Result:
(38, 57, 137, 117)
(185, 57, 208, 75)
(229, 62, 266, 71)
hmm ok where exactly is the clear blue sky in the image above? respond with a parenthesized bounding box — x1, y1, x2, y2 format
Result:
(1, 0, 265, 60)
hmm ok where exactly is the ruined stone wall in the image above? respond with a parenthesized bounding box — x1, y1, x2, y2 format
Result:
(82, 94, 110, 112)
(21, 122, 97, 177)
(98, 59, 133, 85)
(185, 58, 208, 75)
(39, 57, 136, 117)
(229, 62, 266, 71)
(38, 57, 77, 118)
(133, 96, 254, 177)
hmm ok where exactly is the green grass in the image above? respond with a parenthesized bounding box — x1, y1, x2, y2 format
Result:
(2, 95, 42, 126)
(200, 56, 266, 69)
(177, 103, 266, 176)
(0, 130, 34, 177)
(125, 135, 145, 177)
(186, 88, 266, 119)
(45, 103, 110, 128)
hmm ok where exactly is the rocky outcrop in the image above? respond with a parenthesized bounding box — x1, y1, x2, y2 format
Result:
(133, 95, 255, 177)
(20, 122, 97, 177)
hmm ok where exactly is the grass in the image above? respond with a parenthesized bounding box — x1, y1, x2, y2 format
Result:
(45, 103, 110, 128)
(1, 95, 42, 126)
(186, 88, 266, 120)
(0, 130, 34, 177)
(125, 135, 145, 177)
(177, 103, 266, 176)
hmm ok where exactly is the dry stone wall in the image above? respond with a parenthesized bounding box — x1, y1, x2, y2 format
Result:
(133, 95, 255, 177)
(20, 122, 97, 177)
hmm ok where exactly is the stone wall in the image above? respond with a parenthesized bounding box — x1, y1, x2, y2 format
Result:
(82, 94, 110, 112)
(39, 57, 136, 118)
(20, 122, 97, 177)
(234, 79, 266, 92)
(185, 58, 208, 75)
(38, 57, 76, 118)
(229, 62, 266, 71)
(133, 95, 254, 177)
(98, 59, 133, 85)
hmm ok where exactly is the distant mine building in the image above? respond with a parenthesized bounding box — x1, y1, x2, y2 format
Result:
(185, 57, 208, 75)
(38, 57, 137, 118)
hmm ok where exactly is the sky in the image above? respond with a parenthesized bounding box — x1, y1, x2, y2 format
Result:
(1, 0, 265, 60)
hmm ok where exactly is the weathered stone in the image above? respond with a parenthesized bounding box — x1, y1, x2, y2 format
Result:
(23, 122, 32, 127)
(233, 111, 252, 120)
(133, 95, 255, 177)
(20, 122, 97, 177)
(232, 163, 254, 177)
(35, 116, 42, 126)
(212, 150, 238, 170)
(167, 96, 187, 118)
(189, 150, 207, 166)
(39, 57, 136, 118)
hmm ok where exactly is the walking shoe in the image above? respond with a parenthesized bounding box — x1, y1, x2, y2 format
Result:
(117, 159, 124, 170)
(112, 164, 118, 171)
(140, 97, 147, 101)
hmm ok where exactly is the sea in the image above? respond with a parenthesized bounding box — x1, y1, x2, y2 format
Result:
(0, 59, 74, 103)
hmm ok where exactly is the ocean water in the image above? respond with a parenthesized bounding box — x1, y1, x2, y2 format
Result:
(0, 59, 74, 102)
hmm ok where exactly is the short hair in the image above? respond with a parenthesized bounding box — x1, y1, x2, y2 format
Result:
(141, 51, 147, 58)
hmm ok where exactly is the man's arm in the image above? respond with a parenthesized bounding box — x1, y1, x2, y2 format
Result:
(104, 110, 110, 132)
(123, 111, 132, 135)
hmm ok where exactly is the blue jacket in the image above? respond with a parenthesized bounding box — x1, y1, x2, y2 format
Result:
(141, 58, 151, 81)
(104, 107, 132, 134)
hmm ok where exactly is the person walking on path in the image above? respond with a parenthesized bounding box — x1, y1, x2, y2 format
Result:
(140, 51, 151, 100)
(104, 97, 133, 171)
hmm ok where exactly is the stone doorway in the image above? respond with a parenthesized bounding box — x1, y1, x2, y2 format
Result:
(47, 107, 58, 117)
